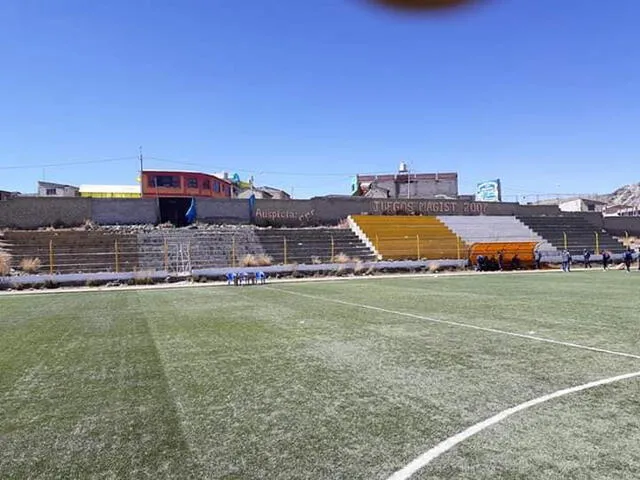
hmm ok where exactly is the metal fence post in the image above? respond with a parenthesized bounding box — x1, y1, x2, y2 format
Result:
(416, 234, 420, 260)
(232, 236, 236, 268)
(563, 231, 568, 250)
(163, 239, 169, 271)
(49, 239, 54, 275)
(594, 231, 599, 253)
(331, 235, 335, 262)
(283, 237, 288, 265)
(187, 240, 192, 273)
(115, 239, 120, 273)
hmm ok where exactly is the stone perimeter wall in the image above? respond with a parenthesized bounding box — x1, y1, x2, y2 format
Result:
(2, 196, 633, 231)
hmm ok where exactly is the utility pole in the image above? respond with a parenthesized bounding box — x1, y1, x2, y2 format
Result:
(139, 146, 144, 194)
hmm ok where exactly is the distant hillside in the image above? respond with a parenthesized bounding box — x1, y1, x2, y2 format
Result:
(530, 183, 640, 208)
(605, 183, 640, 206)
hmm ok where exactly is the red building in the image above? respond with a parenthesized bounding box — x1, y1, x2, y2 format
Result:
(141, 170, 232, 199)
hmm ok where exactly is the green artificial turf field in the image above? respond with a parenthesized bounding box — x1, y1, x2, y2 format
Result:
(2, 271, 640, 479)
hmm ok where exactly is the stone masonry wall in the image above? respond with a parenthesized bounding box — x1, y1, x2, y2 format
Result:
(1, 196, 564, 229)
(0, 198, 91, 229)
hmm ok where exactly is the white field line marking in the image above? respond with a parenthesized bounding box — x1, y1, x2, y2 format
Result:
(0, 267, 571, 298)
(266, 288, 640, 478)
(386, 370, 640, 480)
(267, 288, 640, 361)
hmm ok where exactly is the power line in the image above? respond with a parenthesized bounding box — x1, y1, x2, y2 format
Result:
(0, 153, 438, 179)
(0, 156, 137, 170)
(146, 156, 393, 178)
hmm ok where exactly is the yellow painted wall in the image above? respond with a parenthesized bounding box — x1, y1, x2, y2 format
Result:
(80, 192, 142, 199)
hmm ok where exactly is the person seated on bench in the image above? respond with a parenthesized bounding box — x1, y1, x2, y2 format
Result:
(510, 253, 521, 270)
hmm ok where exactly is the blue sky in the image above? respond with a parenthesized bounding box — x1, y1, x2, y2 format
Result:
(1, 0, 639, 201)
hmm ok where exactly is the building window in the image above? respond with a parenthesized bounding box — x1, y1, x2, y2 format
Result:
(213, 182, 220, 193)
(149, 175, 180, 188)
(202, 180, 210, 190)
(187, 177, 198, 189)
(587, 204, 595, 212)
(46, 188, 57, 196)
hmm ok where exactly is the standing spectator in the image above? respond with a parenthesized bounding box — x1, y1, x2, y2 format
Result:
(623, 248, 633, 272)
(534, 249, 542, 270)
(561, 249, 572, 272)
(601, 250, 610, 270)
(583, 249, 592, 269)
(497, 250, 504, 271)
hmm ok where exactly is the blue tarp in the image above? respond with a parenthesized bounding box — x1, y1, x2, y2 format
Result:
(185, 197, 197, 224)
(248, 193, 256, 222)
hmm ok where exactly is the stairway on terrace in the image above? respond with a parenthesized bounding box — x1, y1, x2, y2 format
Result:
(137, 227, 264, 272)
(350, 215, 461, 260)
(516, 216, 623, 255)
(437, 215, 556, 251)
(255, 228, 375, 264)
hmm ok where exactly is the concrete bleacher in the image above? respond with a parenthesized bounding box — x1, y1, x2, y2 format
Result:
(5, 215, 620, 275)
(2, 231, 139, 274)
(350, 215, 462, 260)
(2, 227, 373, 274)
(254, 228, 375, 264)
(437, 215, 556, 251)
(516, 216, 624, 255)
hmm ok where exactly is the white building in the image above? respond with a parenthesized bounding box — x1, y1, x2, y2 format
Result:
(557, 197, 606, 213)
(37, 181, 79, 197)
(603, 204, 640, 217)
(530, 197, 606, 213)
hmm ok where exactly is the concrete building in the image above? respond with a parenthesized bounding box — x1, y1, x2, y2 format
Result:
(237, 186, 291, 200)
(353, 164, 458, 199)
(530, 197, 607, 213)
(559, 197, 606, 213)
(38, 181, 79, 197)
(0, 190, 20, 201)
(141, 170, 232, 199)
(603, 204, 639, 217)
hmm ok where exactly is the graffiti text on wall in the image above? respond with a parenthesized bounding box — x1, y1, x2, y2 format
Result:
(370, 200, 489, 215)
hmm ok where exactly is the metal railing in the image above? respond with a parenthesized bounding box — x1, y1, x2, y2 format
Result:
(1, 229, 633, 277)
